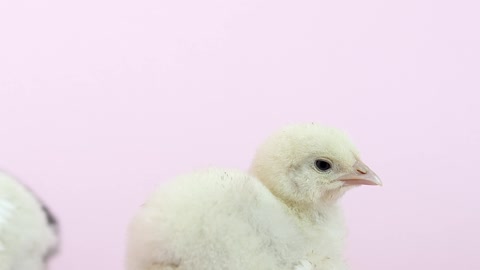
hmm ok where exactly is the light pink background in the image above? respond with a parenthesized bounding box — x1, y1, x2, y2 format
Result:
(0, 0, 479, 269)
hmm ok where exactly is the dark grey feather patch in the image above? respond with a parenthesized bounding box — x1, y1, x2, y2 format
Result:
(41, 203, 58, 230)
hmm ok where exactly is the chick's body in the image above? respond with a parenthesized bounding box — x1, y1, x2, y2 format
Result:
(127, 169, 346, 270)
(0, 173, 58, 270)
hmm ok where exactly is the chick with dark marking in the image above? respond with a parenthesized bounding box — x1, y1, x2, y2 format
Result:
(0, 172, 59, 270)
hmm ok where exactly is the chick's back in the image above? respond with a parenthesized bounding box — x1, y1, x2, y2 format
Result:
(126, 169, 303, 270)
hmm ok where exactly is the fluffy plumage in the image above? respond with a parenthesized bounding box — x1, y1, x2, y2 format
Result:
(126, 124, 381, 270)
(0, 172, 59, 270)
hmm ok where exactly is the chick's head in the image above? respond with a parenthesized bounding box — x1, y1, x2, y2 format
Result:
(251, 124, 381, 209)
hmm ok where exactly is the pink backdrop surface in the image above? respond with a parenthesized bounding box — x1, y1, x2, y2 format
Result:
(0, 0, 479, 269)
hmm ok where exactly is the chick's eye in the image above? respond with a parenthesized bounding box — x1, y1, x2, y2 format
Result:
(315, 160, 332, 171)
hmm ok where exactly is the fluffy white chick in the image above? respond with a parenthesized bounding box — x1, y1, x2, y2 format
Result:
(0, 172, 59, 270)
(126, 124, 381, 270)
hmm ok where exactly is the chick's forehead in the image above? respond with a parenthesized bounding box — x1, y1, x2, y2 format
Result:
(268, 124, 360, 164)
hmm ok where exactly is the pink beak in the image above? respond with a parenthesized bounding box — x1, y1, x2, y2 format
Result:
(337, 160, 382, 186)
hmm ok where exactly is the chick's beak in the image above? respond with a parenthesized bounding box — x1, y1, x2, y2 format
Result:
(337, 160, 382, 186)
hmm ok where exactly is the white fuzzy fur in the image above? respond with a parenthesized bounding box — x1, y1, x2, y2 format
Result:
(0, 173, 58, 270)
(126, 124, 370, 270)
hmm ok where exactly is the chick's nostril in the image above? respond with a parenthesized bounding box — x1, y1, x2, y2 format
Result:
(356, 168, 368, 174)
